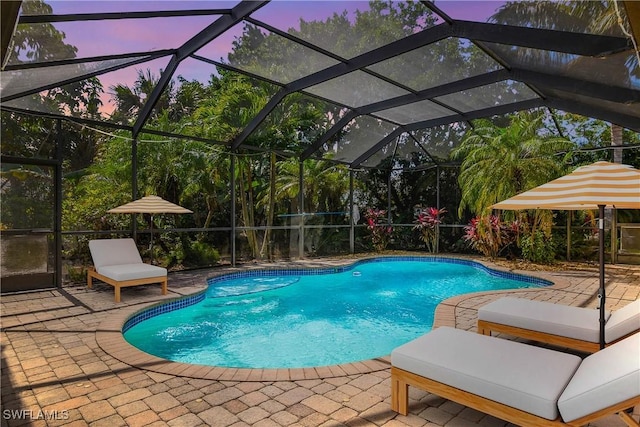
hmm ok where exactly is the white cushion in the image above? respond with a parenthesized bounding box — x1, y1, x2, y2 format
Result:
(89, 238, 143, 268)
(391, 327, 581, 420)
(478, 297, 610, 343)
(605, 299, 640, 343)
(558, 333, 640, 422)
(98, 263, 166, 282)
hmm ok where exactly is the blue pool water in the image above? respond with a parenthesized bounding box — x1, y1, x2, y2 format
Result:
(124, 258, 548, 368)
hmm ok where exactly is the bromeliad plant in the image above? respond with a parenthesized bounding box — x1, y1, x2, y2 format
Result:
(364, 208, 393, 252)
(413, 207, 447, 253)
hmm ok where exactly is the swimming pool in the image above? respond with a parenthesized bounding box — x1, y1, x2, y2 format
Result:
(123, 257, 550, 369)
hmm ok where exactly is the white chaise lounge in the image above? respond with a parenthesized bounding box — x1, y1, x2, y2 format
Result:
(391, 327, 640, 427)
(477, 297, 640, 353)
(87, 238, 168, 302)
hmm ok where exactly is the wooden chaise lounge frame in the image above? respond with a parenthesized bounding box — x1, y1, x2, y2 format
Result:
(391, 366, 639, 427)
(477, 297, 640, 353)
(87, 267, 167, 303)
(476, 319, 633, 353)
(391, 327, 640, 427)
(87, 238, 168, 303)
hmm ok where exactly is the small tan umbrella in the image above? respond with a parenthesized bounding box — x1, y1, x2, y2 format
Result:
(492, 161, 640, 348)
(108, 195, 193, 262)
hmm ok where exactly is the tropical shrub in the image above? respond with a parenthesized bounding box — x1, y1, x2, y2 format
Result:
(182, 240, 221, 267)
(66, 266, 88, 283)
(413, 207, 447, 253)
(464, 215, 520, 258)
(364, 208, 392, 252)
(464, 215, 502, 258)
(520, 229, 556, 264)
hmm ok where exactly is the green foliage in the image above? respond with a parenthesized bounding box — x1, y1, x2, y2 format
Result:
(109, 69, 171, 125)
(66, 265, 88, 283)
(0, 166, 54, 229)
(183, 241, 220, 267)
(274, 158, 350, 216)
(1, 109, 57, 159)
(10, 0, 78, 65)
(520, 230, 557, 264)
(452, 111, 575, 218)
(63, 132, 133, 232)
(7, 0, 638, 272)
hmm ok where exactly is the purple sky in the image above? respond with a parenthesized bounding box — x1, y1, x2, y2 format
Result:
(37, 1, 505, 115)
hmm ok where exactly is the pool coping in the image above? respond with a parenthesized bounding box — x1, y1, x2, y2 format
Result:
(96, 255, 571, 381)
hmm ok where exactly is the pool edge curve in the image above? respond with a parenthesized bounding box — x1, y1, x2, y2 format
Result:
(96, 255, 571, 381)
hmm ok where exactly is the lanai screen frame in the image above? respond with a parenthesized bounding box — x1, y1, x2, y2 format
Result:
(1, 0, 639, 287)
(3, 1, 639, 153)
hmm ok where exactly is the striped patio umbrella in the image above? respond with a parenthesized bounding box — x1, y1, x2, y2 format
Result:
(492, 161, 640, 348)
(492, 161, 640, 211)
(108, 196, 192, 262)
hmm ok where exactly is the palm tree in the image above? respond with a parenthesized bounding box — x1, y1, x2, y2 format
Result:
(109, 69, 173, 125)
(274, 157, 349, 216)
(451, 110, 574, 217)
(271, 157, 350, 255)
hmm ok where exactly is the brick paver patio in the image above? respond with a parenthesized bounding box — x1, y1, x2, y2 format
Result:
(2, 255, 639, 426)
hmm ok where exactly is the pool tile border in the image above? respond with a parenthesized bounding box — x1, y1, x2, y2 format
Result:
(96, 255, 569, 381)
(207, 256, 553, 287)
(123, 291, 206, 333)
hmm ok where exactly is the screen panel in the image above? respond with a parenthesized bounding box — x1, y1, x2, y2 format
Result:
(434, 80, 539, 112)
(374, 99, 456, 125)
(304, 71, 410, 108)
(251, 1, 442, 59)
(321, 115, 397, 163)
(367, 38, 501, 91)
(198, 22, 340, 84)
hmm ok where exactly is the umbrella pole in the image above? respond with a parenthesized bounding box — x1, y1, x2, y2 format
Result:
(150, 214, 154, 265)
(598, 204, 606, 350)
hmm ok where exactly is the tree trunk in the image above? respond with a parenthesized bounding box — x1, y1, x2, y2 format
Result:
(611, 123, 623, 163)
(246, 163, 258, 257)
(239, 160, 259, 259)
(203, 197, 214, 229)
(260, 152, 276, 259)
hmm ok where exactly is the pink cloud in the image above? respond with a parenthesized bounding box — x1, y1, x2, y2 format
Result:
(55, 15, 218, 59)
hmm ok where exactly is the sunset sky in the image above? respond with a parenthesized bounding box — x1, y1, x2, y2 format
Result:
(31, 1, 506, 116)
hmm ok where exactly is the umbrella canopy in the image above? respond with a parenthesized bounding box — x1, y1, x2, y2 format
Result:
(492, 161, 640, 211)
(108, 196, 192, 263)
(107, 195, 193, 214)
(491, 161, 640, 349)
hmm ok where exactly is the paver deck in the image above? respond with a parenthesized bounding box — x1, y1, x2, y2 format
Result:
(2, 254, 639, 427)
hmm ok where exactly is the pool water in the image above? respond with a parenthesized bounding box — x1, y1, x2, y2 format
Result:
(124, 259, 546, 368)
